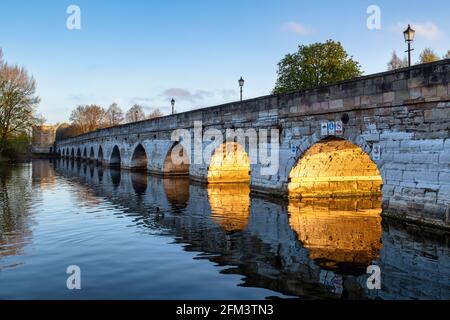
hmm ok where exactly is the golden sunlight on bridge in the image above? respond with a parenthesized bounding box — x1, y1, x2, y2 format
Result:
(288, 138, 382, 198)
(208, 142, 250, 184)
(208, 183, 250, 233)
(288, 197, 383, 270)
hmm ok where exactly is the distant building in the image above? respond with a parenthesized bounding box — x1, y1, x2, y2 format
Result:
(31, 125, 57, 154)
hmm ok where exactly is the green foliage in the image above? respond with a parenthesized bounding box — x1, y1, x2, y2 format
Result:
(273, 40, 362, 94)
(2, 133, 31, 158)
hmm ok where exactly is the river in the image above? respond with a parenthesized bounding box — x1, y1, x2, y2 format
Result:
(0, 159, 448, 299)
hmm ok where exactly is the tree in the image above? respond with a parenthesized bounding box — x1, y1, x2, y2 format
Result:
(69, 104, 106, 134)
(444, 50, 450, 59)
(418, 48, 439, 64)
(273, 40, 362, 94)
(0, 48, 41, 155)
(387, 51, 408, 70)
(125, 104, 146, 123)
(105, 102, 124, 126)
(147, 108, 163, 119)
(55, 123, 82, 140)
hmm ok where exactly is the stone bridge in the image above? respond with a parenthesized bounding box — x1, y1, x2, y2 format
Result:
(55, 60, 450, 228)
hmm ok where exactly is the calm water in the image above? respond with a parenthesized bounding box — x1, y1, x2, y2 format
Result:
(0, 159, 449, 300)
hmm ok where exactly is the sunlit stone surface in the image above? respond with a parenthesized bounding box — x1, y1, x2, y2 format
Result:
(208, 142, 250, 183)
(288, 197, 383, 272)
(208, 183, 250, 233)
(289, 138, 383, 197)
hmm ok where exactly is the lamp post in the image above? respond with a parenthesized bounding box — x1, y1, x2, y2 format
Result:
(403, 24, 416, 67)
(171, 98, 175, 115)
(238, 77, 245, 102)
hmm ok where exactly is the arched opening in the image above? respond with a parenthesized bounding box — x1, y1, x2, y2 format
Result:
(49, 147, 53, 153)
(76, 148, 81, 160)
(288, 138, 382, 198)
(130, 144, 148, 170)
(82, 148, 87, 160)
(71, 148, 75, 158)
(208, 142, 250, 183)
(98, 146, 104, 163)
(89, 147, 95, 162)
(163, 143, 189, 176)
(110, 146, 121, 167)
(287, 137, 383, 273)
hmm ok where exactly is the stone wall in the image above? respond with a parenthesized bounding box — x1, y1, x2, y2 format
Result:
(32, 125, 57, 154)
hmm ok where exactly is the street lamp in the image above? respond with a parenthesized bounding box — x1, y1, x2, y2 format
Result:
(238, 77, 245, 102)
(171, 98, 175, 115)
(403, 24, 415, 67)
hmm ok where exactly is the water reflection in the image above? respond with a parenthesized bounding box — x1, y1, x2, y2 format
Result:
(163, 178, 189, 210)
(288, 197, 382, 274)
(208, 183, 250, 233)
(0, 159, 448, 300)
(0, 164, 33, 265)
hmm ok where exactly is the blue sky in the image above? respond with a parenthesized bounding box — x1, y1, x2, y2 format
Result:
(0, 0, 448, 123)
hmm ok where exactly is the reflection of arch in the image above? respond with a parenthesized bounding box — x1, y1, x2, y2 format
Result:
(89, 147, 95, 161)
(208, 183, 250, 233)
(163, 177, 189, 210)
(163, 143, 189, 176)
(288, 197, 382, 274)
(208, 142, 250, 183)
(110, 146, 121, 167)
(98, 166, 103, 182)
(288, 138, 382, 198)
(98, 146, 104, 163)
(110, 168, 121, 186)
(130, 144, 148, 170)
(131, 172, 147, 194)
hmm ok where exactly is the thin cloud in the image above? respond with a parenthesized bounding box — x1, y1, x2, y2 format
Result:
(163, 88, 214, 102)
(281, 22, 311, 35)
(392, 22, 442, 40)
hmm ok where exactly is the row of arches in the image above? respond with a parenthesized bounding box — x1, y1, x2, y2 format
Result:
(57, 137, 383, 198)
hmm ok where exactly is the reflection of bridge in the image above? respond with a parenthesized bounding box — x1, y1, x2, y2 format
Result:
(55, 60, 450, 228)
(53, 159, 450, 300)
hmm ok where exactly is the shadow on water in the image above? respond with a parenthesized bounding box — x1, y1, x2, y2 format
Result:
(1, 159, 449, 299)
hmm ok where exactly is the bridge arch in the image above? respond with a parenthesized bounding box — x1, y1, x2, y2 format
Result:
(110, 145, 121, 167)
(288, 137, 382, 198)
(71, 148, 75, 158)
(163, 142, 189, 176)
(76, 148, 81, 160)
(98, 146, 104, 163)
(130, 144, 148, 170)
(89, 146, 95, 161)
(82, 147, 87, 160)
(207, 142, 250, 183)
